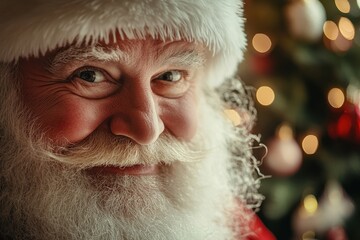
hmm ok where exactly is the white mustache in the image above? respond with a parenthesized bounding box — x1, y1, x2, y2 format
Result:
(42, 131, 206, 169)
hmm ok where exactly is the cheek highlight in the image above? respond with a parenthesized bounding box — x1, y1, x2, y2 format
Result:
(160, 93, 199, 141)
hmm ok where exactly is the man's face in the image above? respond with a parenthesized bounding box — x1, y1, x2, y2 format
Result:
(0, 38, 242, 239)
(19, 38, 207, 175)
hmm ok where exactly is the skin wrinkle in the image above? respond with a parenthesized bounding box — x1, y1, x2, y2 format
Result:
(23, 72, 76, 115)
(19, 39, 207, 146)
(24, 87, 66, 113)
(40, 42, 206, 103)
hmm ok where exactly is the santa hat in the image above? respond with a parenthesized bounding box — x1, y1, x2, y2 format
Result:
(0, 0, 246, 87)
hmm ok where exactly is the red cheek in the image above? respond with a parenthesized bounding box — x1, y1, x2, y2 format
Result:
(34, 101, 104, 143)
(161, 98, 199, 141)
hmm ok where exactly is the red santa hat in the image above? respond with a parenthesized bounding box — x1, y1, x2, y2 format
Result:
(0, 0, 246, 87)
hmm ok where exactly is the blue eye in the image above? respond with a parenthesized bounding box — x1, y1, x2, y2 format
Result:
(74, 69, 106, 83)
(157, 70, 183, 82)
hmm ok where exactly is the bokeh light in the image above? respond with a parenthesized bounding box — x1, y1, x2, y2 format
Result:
(338, 17, 355, 40)
(256, 86, 275, 106)
(328, 88, 345, 108)
(278, 123, 293, 140)
(323, 21, 339, 41)
(303, 194, 318, 214)
(252, 33, 272, 54)
(335, 0, 351, 13)
(302, 134, 319, 155)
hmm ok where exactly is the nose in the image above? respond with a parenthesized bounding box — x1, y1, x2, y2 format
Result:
(109, 82, 165, 145)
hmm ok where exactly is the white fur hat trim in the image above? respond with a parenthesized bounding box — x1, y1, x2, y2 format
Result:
(0, 0, 246, 86)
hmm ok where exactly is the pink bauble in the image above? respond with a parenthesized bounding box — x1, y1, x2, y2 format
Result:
(265, 137, 303, 176)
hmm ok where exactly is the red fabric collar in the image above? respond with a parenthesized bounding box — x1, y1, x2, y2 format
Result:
(244, 213, 276, 240)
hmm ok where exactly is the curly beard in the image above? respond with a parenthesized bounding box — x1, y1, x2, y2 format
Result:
(0, 64, 263, 240)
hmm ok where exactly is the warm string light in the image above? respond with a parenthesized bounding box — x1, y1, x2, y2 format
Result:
(335, 0, 351, 13)
(252, 33, 272, 54)
(302, 134, 319, 155)
(256, 86, 275, 106)
(338, 17, 355, 40)
(303, 194, 318, 214)
(328, 87, 345, 108)
(323, 21, 339, 40)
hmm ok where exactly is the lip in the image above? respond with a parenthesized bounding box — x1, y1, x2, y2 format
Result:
(86, 164, 160, 176)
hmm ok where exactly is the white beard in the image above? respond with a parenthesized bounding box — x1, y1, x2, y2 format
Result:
(0, 64, 262, 240)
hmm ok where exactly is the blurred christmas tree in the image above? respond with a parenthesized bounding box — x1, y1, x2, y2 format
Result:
(240, 0, 360, 239)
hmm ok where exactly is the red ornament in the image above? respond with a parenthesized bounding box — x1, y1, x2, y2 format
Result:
(328, 101, 360, 145)
(250, 54, 274, 75)
(246, 213, 276, 240)
(264, 136, 303, 176)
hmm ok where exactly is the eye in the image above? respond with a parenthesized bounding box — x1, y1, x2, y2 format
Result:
(67, 67, 119, 99)
(152, 70, 190, 98)
(73, 68, 106, 83)
(156, 70, 183, 82)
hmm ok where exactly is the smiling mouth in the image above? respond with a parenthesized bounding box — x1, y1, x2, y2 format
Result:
(86, 164, 161, 176)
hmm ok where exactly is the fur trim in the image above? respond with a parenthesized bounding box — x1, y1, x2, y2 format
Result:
(0, 0, 246, 86)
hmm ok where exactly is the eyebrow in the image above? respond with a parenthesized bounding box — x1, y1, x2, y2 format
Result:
(46, 46, 130, 73)
(161, 49, 206, 68)
(47, 43, 206, 73)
